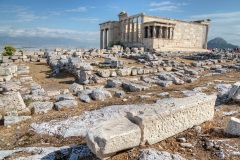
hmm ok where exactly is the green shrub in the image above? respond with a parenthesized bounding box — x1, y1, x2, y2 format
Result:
(2, 45, 16, 56)
(24, 98, 34, 106)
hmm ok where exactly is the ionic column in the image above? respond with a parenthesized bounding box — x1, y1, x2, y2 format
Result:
(104, 28, 108, 49)
(136, 17, 139, 42)
(139, 15, 143, 41)
(108, 28, 113, 43)
(121, 21, 124, 42)
(100, 30, 103, 49)
(123, 20, 126, 42)
(131, 18, 134, 42)
(127, 18, 130, 42)
(204, 25, 209, 49)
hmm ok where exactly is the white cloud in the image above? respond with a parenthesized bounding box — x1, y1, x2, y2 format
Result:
(71, 17, 100, 22)
(189, 12, 240, 46)
(49, 11, 62, 16)
(0, 5, 48, 22)
(190, 11, 240, 19)
(150, 1, 172, 7)
(148, 1, 187, 12)
(65, 6, 95, 12)
(148, 6, 178, 11)
(17, 11, 48, 22)
(65, 7, 87, 12)
(0, 5, 27, 13)
(0, 27, 99, 42)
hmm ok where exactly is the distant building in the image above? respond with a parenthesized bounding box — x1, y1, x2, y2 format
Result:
(99, 11, 210, 52)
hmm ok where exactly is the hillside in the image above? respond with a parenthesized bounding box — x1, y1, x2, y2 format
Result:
(208, 37, 238, 49)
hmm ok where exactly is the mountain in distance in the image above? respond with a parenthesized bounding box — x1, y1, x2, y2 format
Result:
(0, 36, 99, 51)
(207, 37, 239, 49)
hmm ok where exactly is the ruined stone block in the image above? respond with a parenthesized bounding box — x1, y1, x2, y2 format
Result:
(116, 68, 131, 76)
(54, 100, 78, 110)
(127, 94, 216, 145)
(156, 80, 173, 87)
(106, 79, 122, 88)
(86, 117, 141, 160)
(127, 83, 148, 92)
(68, 83, 83, 94)
(0, 92, 26, 113)
(30, 102, 54, 114)
(42, 90, 61, 97)
(4, 116, 31, 126)
(91, 89, 112, 101)
(225, 117, 240, 136)
(55, 94, 75, 101)
(97, 69, 111, 78)
(0, 67, 12, 76)
(78, 70, 92, 84)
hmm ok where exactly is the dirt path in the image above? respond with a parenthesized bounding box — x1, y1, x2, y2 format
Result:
(26, 62, 77, 91)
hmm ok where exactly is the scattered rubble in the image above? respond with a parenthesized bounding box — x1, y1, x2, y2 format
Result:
(1, 48, 240, 160)
(225, 117, 240, 136)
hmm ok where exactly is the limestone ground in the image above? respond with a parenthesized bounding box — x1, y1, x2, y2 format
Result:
(0, 60, 240, 160)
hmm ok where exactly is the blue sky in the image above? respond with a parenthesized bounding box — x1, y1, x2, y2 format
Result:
(0, 0, 239, 46)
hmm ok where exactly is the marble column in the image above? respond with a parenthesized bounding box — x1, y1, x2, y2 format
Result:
(131, 18, 134, 42)
(123, 20, 126, 42)
(100, 29, 103, 49)
(104, 28, 108, 49)
(204, 25, 209, 49)
(121, 21, 124, 42)
(127, 19, 130, 42)
(136, 17, 139, 42)
(139, 16, 143, 41)
(108, 28, 113, 43)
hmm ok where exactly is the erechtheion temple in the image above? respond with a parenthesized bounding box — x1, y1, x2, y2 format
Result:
(99, 11, 210, 52)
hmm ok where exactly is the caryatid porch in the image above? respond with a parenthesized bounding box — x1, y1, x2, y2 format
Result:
(143, 21, 175, 39)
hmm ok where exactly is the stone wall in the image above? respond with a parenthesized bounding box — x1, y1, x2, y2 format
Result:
(143, 16, 205, 51)
(100, 12, 209, 52)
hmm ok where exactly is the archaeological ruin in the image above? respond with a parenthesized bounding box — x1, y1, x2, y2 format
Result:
(100, 11, 210, 52)
(2, 10, 240, 160)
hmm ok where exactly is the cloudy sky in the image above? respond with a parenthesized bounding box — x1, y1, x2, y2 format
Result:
(0, 0, 239, 46)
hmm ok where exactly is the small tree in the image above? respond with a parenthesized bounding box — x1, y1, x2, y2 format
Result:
(2, 45, 16, 56)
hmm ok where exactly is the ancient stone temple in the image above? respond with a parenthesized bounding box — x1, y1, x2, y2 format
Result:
(99, 11, 210, 52)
